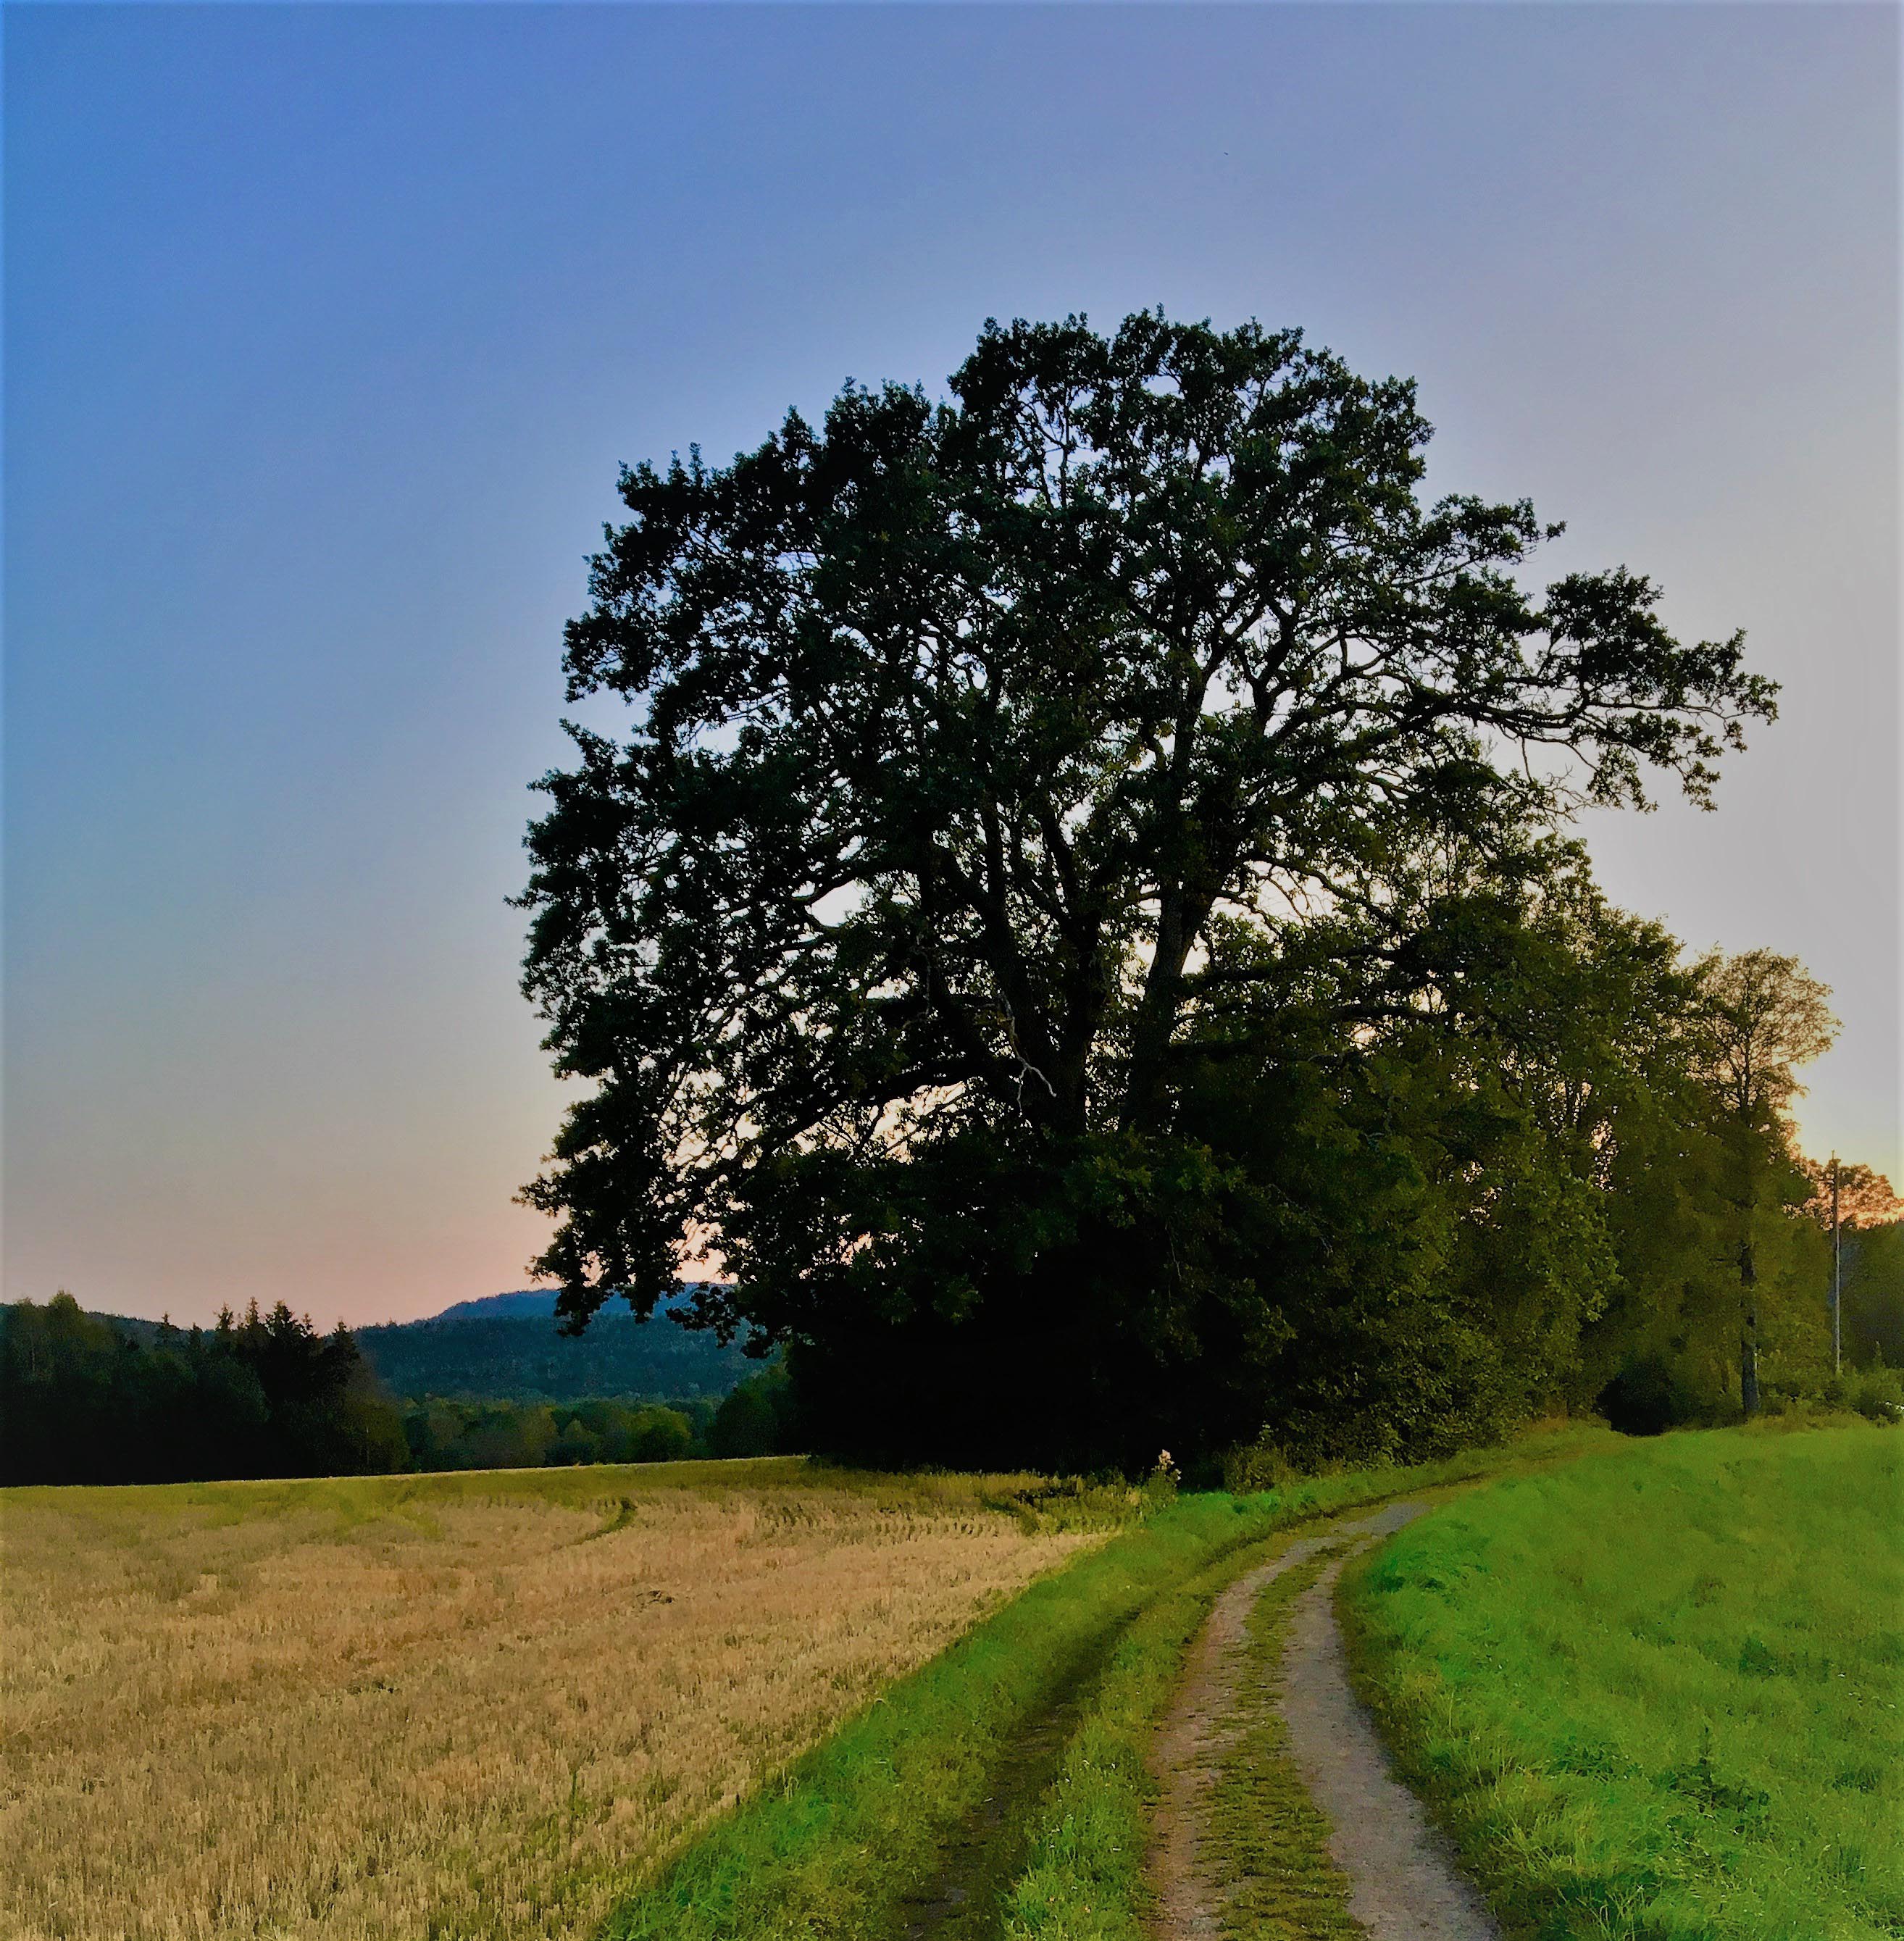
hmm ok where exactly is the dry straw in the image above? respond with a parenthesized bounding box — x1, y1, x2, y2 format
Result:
(1, 1463, 1098, 1941)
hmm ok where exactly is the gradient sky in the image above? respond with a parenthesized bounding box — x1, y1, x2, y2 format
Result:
(6, 3, 1897, 1328)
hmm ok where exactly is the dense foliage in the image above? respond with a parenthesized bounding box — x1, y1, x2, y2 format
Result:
(401, 1395, 696, 1471)
(1843, 1222, 1904, 1368)
(517, 309, 1859, 1471)
(400, 1368, 790, 1470)
(0, 1293, 407, 1485)
(358, 1308, 753, 1405)
(0, 1295, 790, 1485)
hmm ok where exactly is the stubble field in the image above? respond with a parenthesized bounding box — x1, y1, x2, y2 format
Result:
(0, 1457, 1113, 1941)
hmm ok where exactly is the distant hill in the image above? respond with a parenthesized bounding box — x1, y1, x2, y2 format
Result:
(422, 1285, 725, 1323)
(356, 1294, 758, 1405)
(427, 1288, 565, 1322)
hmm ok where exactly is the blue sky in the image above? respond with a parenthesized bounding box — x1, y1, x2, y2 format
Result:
(7, 3, 1897, 1325)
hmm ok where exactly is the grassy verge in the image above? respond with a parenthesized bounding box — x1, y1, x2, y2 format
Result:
(997, 1423, 1613, 1941)
(1340, 1422, 1904, 1941)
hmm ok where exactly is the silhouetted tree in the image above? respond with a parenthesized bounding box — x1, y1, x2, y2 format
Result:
(519, 312, 1776, 1466)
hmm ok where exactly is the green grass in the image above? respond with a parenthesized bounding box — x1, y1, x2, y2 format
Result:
(998, 1423, 1614, 1941)
(0, 1454, 811, 1522)
(1341, 1422, 1904, 1941)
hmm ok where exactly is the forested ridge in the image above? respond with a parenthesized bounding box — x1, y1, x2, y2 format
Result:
(356, 1307, 753, 1405)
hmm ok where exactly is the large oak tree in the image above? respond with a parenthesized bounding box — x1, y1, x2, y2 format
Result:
(518, 313, 1776, 1464)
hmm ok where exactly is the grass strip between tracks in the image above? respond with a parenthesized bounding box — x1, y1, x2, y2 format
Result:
(601, 1424, 1611, 1941)
(1201, 1545, 1364, 1940)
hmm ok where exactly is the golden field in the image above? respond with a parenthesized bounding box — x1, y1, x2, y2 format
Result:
(0, 1457, 1110, 1941)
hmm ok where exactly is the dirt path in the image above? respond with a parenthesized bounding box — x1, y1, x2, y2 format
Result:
(1147, 1524, 1348, 1937)
(1148, 1502, 1503, 1941)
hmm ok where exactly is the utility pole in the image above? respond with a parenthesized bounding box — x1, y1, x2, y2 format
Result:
(1831, 1153, 1842, 1378)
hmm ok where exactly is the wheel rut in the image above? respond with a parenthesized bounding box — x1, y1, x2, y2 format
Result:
(1147, 1501, 1503, 1941)
(895, 1621, 1124, 1941)
(1280, 1532, 1503, 1940)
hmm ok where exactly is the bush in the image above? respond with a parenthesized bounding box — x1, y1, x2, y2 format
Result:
(1221, 1430, 1301, 1494)
(1825, 1364, 1904, 1424)
(708, 1384, 779, 1458)
(552, 1419, 603, 1465)
(1595, 1353, 1708, 1435)
(626, 1406, 694, 1463)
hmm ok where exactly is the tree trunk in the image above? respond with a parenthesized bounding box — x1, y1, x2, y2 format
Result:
(1738, 1237, 1761, 1417)
(1122, 879, 1224, 1133)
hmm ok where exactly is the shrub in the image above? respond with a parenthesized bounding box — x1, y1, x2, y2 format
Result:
(627, 1406, 694, 1463)
(708, 1385, 779, 1458)
(1595, 1353, 1707, 1435)
(1826, 1363, 1904, 1424)
(1221, 1430, 1301, 1493)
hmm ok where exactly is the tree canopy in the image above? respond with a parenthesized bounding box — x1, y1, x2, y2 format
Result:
(519, 312, 1786, 1469)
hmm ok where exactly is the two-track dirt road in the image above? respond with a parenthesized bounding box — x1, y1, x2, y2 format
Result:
(1148, 1500, 1503, 1941)
(893, 1490, 1506, 1941)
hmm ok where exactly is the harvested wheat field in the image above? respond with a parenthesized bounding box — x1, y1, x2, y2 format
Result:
(1, 1456, 1114, 1941)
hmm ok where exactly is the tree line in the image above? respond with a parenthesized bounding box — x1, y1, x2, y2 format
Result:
(517, 308, 1900, 1472)
(0, 1295, 791, 1486)
(400, 1369, 790, 1472)
(0, 1296, 409, 1485)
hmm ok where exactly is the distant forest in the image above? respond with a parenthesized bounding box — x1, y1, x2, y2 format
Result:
(0, 1295, 787, 1487)
(356, 1306, 754, 1405)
